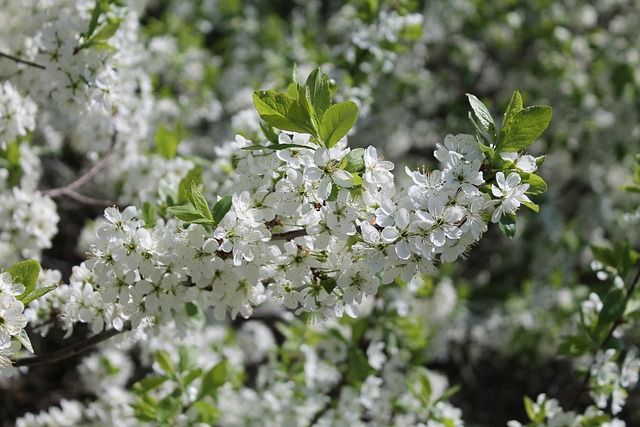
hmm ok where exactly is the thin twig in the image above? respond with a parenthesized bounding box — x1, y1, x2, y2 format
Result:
(12, 321, 133, 367)
(569, 261, 640, 409)
(271, 229, 308, 240)
(0, 51, 46, 70)
(54, 189, 114, 206)
(44, 132, 118, 198)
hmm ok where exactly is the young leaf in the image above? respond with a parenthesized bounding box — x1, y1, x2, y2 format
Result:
(167, 205, 208, 224)
(522, 200, 540, 212)
(319, 101, 358, 148)
(466, 93, 495, 135)
(499, 106, 552, 152)
(502, 90, 523, 134)
(200, 360, 228, 398)
(177, 166, 203, 205)
(187, 182, 214, 224)
(524, 396, 536, 421)
(19, 285, 57, 305)
(155, 122, 183, 159)
(253, 91, 314, 134)
(88, 21, 121, 43)
(14, 329, 34, 353)
(346, 347, 373, 384)
(521, 173, 548, 195)
(85, 0, 103, 39)
(260, 122, 279, 144)
(498, 213, 517, 238)
(599, 287, 627, 324)
(211, 195, 233, 225)
(154, 350, 176, 378)
(141, 201, 156, 228)
(8, 260, 40, 301)
(305, 68, 331, 121)
(132, 376, 169, 394)
(558, 335, 591, 357)
(340, 147, 365, 173)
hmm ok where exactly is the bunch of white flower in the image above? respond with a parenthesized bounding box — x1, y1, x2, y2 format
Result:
(27, 124, 537, 339)
(0, 82, 36, 150)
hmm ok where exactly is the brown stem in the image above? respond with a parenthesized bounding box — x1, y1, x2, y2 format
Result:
(0, 51, 46, 70)
(44, 132, 117, 198)
(271, 228, 308, 240)
(12, 321, 132, 367)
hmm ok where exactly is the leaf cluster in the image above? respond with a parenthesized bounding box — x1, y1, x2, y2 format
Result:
(253, 67, 359, 149)
(131, 345, 228, 425)
(467, 91, 552, 237)
(5, 260, 56, 354)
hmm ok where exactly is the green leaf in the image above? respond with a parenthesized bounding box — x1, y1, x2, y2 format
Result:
(189, 401, 220, 424)
(185, 301, 205, 329)
(9, 260, 40, 301)
(498, 213, 517, 238)
(89, 42, 116, 51)
(558, 335, 591, 357)
(297, 84, 320, 134)
(157, 394, 181, 420)
(501, 90, 523, 138)
(183, 368, 203, 387)
(305, 68, 331, 121)
(89, 21, 121, 43)
(177, 166, 203, 205)
(155, 122, 183, 159)
(522, 200, 539, 212)
(211, 195, 233, 225)
(253, 91, 314, 134)
(19, 285, 57, 305)
(599, 287, 627, 324)
(591, 245, 617, 270)
(319, 101, 358, 148)
(346, 347, 373, 385)
(14, 329, 33, 353)
(340, 148, 365, 173)
(86, 0, 103, 39)
(499, 106, 552, 152)
(320, 278, 337, 294)
(521, 173, 548, 195)
(200, 360, 228, 398)
(260, 122, 279, 144)
(415, 369, 432, 406)
(468, 113, 493, 147)
(524, 396, 536, 421)
(178, 345, 198, 373)
(435, 385, 461, 404)
(154, 350, 176, 378)
(132, 375, 169, 394)
(167, 205, 209, 224)
(466, 93, 495, 136)
(141, 201, 156, 227)
(187, 182, 214, 224)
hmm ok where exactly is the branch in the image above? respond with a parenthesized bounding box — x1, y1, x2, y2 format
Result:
(12, 321, 132, 367)
(271, 228, 308, 240)
(570, 261, 640, 409)
(53, 188, 114, 206)
(0, 51, 46, 70)
(44, 132, 118, 198)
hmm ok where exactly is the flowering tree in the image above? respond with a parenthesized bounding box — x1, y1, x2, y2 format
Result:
(1, 0, 639, 426)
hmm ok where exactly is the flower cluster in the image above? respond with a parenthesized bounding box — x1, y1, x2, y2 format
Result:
(28, 127, 535, 340)
(0, 82, 36, 150)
